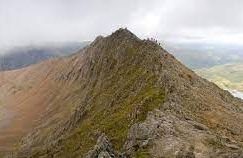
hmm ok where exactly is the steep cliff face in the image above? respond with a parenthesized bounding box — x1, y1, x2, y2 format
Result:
(1, 29, 243, 158)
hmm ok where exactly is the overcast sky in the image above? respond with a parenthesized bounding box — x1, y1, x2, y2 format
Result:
(1, 0, 243, 49)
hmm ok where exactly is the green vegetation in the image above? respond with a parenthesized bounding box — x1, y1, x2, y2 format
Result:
(59, 70, 164, 156)
(135, 148, 151, 158)
(52, 44, 165, 157)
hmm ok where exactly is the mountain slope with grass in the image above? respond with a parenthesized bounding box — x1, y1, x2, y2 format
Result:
(1, 29, 243, 158)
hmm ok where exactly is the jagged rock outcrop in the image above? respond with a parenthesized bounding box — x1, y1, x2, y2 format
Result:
(124, 110, 243, 157)
(1, 28, 243, 158)
(85, 134, 118, 158)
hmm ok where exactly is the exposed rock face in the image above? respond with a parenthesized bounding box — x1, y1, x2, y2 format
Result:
(124, 110, 243, 157)
(1, 28, 243, 158)
(85, 134, 117, 158)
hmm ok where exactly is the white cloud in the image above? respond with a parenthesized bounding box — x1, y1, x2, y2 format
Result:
(0, 0, 243, 49)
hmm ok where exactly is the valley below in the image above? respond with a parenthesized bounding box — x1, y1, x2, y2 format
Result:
(196, 63, 243, 99)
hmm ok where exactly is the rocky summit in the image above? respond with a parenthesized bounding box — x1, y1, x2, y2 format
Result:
(1, 28, 243, 158)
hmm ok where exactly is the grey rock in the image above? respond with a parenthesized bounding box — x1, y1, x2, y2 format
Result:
(98, 151, 112, 158)
(85, 134, 116, 158)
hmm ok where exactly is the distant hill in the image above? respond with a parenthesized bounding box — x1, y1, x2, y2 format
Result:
(0, 42, 90, 71)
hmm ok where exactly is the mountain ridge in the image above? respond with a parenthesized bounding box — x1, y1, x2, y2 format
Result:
(1, 28, 243, 158)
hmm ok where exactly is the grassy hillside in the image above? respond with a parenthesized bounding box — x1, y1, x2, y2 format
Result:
(197, 63, 243, 92)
